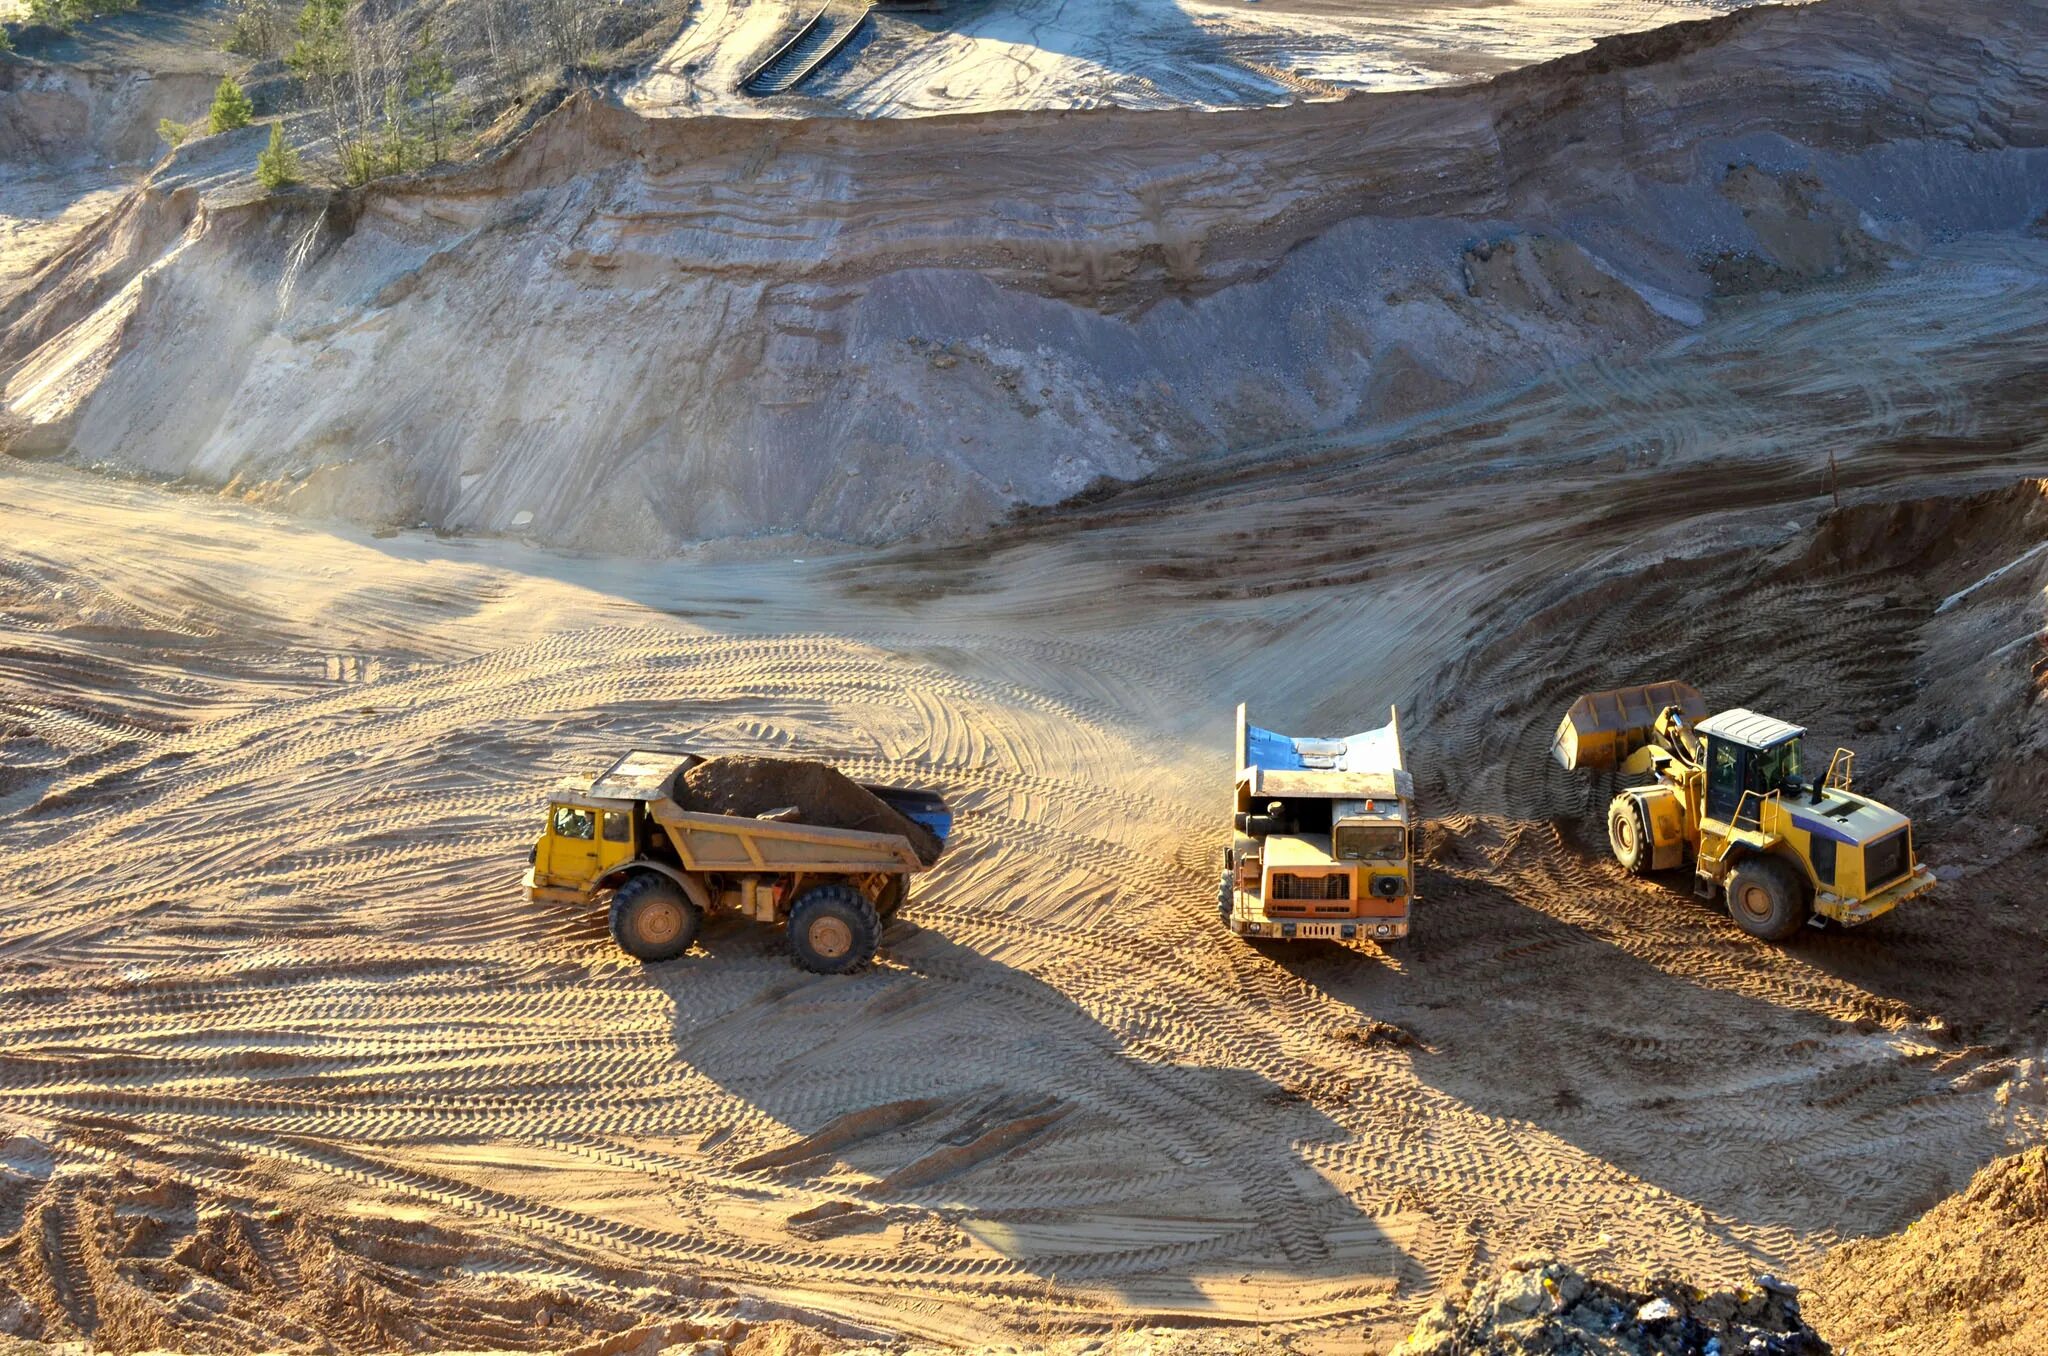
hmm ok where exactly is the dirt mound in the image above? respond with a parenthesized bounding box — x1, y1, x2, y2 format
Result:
(1418, 477, 2048, 840)
(678, 755, 943, 865)
(1804, 1147, 2048, 1356)
(1393, 1259, 1828, 1356)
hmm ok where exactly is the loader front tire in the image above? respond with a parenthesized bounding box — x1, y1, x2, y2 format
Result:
(1724, 856, 1809, 942)
(1608, 796, 1652, 876)
(788, 884, 881, 975)
(610, 873, 702, 962)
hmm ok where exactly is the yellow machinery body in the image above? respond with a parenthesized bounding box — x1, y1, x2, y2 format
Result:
(524, 749, 949, 970)
(1555, 683, 1935, 940)
(1223, 703, 1417, 944)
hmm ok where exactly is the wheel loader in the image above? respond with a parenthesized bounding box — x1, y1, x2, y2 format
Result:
(1553, 681, 1934, 940)
(1220, 703, 1417, 943)
(524, 750, 950, 972)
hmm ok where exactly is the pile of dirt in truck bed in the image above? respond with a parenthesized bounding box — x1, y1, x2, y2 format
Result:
(1393, 1259, 1829, 1355)
(1803, 1146, 2048, 1356)
(677, 755, 944, 865)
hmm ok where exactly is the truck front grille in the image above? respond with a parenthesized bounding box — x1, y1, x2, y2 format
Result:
(1271, 873, 1349, 901)
(1863, 830, 1908, 890)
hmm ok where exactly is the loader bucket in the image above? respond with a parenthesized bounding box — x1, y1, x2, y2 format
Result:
(1553, 681, 1709, 771)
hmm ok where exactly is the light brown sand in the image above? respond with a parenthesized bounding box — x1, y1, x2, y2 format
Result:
(1, 232, 2044, 1349)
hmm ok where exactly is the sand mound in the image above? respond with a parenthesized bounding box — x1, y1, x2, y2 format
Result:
(679, 755, 943, 865)
(1804, 1147, 2048, 1356)
(1393, 1259, 1828, 1356)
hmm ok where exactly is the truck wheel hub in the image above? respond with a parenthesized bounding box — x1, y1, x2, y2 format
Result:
(1737, 884, 1772, 919)
(808, 916, 853, 959)
(637, 901, 683, 945)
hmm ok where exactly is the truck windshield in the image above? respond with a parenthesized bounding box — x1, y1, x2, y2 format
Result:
(1752, 738, 1803, 795)
(1334, 825, 1405, 861)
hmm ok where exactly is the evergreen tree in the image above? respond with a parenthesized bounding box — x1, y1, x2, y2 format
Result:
(209, 75, 256, 135)
(255, 123, 303, 190)
(158, 118, 192, 150)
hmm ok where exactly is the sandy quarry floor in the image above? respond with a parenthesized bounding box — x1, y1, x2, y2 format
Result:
(628, 0, 1803, 118)
(2, 234, 2045, 1349)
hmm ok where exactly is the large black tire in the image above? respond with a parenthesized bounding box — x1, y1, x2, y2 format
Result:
(873, 874, 908, 920)
(1218, 870, 1235, 922)
(609, 873, 702, 962)
(1724, 855, 1810, 942)
(787, 883, 881, 975)
(1608, 796, 1652, 876)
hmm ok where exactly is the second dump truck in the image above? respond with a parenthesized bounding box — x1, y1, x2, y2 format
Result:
(1221, 703, 1417, 943)
(1554, 681, 1934, 940)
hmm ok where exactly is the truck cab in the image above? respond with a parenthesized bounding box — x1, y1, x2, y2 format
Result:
(528, 786, 643, 897)
(1222, 704, 1416, 943)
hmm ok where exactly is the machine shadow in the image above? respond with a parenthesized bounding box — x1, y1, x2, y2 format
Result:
(643, 915, 1412, 1320)
(1264, 861, 2023, 1259)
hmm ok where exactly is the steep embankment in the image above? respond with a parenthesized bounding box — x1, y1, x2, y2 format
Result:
(3, 0, 2047, 549)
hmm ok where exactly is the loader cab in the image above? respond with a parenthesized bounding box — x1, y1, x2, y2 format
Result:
(533, 785, 639, 890)
(1697, 710, 1806, 827)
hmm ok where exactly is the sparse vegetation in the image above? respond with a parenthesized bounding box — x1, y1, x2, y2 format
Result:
(158, 117, 192, 150)
(255, 124, 304, 189)
(225, 0, 290, 57)
(209, 75, 256, 134)
(285, 0, 471, 185)
(252, 0, 677, 187)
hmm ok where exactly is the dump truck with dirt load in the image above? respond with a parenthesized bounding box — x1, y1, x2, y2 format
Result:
(1220, 703, 1416, 943)
(525, 750, 950, 972)
(1554, 681, 1934, 940)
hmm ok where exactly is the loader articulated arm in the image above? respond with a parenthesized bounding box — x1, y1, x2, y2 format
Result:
(1552, 681, 1712, 773)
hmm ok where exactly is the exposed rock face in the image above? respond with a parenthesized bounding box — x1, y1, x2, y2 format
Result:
(3, 0, 2047, 550)
(0, 62, 221, 167)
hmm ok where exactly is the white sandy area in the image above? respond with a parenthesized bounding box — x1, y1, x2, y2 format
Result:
(630, 0, 1811, 118)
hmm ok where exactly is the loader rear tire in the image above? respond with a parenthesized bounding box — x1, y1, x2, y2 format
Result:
(1608, 796, 1652, 876)
(788, 884, 881, 975)
(610, 874, 702, 962)
(1725, 856, 1810, 942)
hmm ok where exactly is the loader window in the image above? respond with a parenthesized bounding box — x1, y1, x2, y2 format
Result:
(602, 810, 632, 842)
(552, 805, 595, 840)
(1335, 825, 1405, 861)
(1751, 738, 1803, 795)
(1706, 739, 1746, 823)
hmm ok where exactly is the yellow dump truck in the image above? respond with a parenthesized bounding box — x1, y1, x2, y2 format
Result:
(1220, 704, 1416, 943)
(1554, 681, 1934, 940)
(525, 750, 951, 972)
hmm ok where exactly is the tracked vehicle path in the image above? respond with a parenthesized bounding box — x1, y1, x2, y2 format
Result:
(1, 244, 2045, 1348)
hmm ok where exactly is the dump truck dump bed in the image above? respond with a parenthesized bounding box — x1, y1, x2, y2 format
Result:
(1238, 708, 1413, 799)
(646, 798, 932, 874)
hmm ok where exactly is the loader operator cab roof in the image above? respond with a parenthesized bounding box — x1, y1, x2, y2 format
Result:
(1695, 709, 1805, 750)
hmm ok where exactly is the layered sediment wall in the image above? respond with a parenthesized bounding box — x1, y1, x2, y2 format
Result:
(3, 0, 2046, 549)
